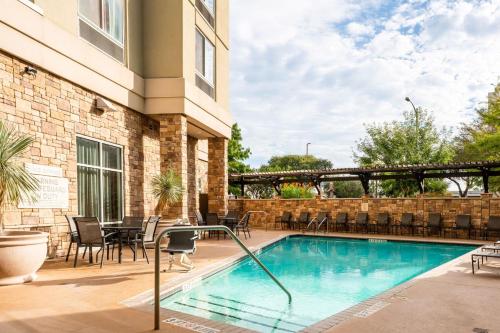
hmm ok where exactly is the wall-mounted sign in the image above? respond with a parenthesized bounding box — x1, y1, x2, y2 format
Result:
(19, 164, 68, 209)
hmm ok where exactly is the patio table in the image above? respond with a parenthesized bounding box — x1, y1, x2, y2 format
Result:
(101, 225, 143, 264)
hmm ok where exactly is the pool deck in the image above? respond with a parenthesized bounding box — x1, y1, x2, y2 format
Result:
(0, 230, 499, 333)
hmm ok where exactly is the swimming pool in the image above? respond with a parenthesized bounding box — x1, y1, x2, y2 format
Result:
(160, 236, 476, 332)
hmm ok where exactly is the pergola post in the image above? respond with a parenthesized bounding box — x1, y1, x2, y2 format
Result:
(481, 168, 490, 193)
(414, 172, 425, 194)
(313, 177, 322, 196)
(240, 182, 245, 197)
(272, 181, 282, 196)
(358, 173, 371, 195)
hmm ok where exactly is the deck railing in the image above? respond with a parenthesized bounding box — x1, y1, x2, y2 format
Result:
(154, 225, 292, 330)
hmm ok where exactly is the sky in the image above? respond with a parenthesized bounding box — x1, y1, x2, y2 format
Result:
(229, 0, 500, 168)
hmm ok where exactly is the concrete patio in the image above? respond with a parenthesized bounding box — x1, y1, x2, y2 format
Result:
(0, 230, 499, 333)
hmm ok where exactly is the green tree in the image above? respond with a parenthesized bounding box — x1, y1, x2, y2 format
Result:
(454, 86, 500, 193)
(260, 154, 332, 171)
(354, 107, 453, 197)
(323, 181, 364, 198)
(281, 184, 315, 199)
(228, 123, 251, 196)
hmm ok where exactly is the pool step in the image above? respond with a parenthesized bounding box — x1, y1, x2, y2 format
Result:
(173, 295, 310, 333)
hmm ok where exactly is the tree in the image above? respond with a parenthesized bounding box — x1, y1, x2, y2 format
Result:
(228, 123, 252, 196)
(454, 85, 500, 194)
(260, 155, 332, 171)
(323, 181, 364, 198)
(354, 107, 453, 197)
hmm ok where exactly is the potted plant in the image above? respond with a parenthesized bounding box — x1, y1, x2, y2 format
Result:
(0, 120, 48, 286)
(151, 169, 184, 216)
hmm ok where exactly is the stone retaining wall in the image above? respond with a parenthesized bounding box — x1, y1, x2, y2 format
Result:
(229, 194, 499, 238)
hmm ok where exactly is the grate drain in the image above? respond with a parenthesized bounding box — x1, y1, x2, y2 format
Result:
(472, 328, 488, 333)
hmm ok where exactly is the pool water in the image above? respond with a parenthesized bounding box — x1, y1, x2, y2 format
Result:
(160, 236, 476, 332)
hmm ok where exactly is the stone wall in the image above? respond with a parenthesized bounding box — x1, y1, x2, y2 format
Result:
(0, 51, 163, 256)
(229, 194, 500, 238)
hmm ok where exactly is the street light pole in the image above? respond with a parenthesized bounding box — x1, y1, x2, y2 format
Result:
(405, 96, 423, 191)
(306, 142, 311, 156)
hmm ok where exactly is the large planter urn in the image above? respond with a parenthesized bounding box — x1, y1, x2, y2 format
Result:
(0, 230, 49, 286)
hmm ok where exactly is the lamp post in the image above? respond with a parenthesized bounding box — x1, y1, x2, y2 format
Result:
(306, 142, 311, 156)
(405, 96, 424, 191)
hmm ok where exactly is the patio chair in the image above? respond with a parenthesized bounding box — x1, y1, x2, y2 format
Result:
(307, 212, 329, 233)
(74, 217, 117, 268)
(444, 214, 472, 239)
(293, 211, 310, 231)
(481, 216, 500, 240)
(195, 210, 207, 239)
(334, 212, 348, 232)
(235, 212, 251, 239)
(423, 213, 442, 237)
(372, 212, 390, 234)
(275, 211, 292, 230)
(64, 215, 87, 262)
(162, 224, 198, 271)
(130, 215, 160, 264)
(349, 212, 368, 233)
(206, 212, 221, 239)
(395, 213, 415, 236)
(120, 215, 144, 243)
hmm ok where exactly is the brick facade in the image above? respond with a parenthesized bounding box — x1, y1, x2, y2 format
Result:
(229, 194, 500, 238)
(0, 51, 215, 256)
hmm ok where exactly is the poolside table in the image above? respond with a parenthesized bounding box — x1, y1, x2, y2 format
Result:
(102, 224, 143, 264)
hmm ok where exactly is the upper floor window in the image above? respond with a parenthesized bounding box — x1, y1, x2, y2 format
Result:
(78, 0, 124, 62)
(196, 0, 215, 27)
(195, 29, 215, 98)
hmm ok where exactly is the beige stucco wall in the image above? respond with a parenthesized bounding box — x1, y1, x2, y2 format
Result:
(1, 0, 232, 138)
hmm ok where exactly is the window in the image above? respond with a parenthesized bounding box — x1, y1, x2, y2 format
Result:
(195, 29, 215, 98)
(77, 137, 123, 222)
(196, 0, 215, 27)
(78, 0, 124, 62)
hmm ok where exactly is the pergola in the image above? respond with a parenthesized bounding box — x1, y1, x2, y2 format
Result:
(229, 161, 500, 196)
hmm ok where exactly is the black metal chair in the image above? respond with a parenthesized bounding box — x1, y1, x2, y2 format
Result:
(481, 216, 500, 240)
(396, 213, 415, 235)
(445, 214, 472, 239)
(334, 212, 348, 232)
(275, 211, 292, 230)
(73, 217, 117, 268)
(162, 224, 198, 271)
(424, 213, 442, 237)
(293, 211, 310, 231)
(373, 212, 390, 234)
(349, 212, 368, 233)
(235, 212, 251, 239)
(130, 215, 160, 263)
(65, 215, 87, 262)
(206, 212, 221, 239)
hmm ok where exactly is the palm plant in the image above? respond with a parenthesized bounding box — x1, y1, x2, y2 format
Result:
(0, 121, 39, 234)
(151, 170, 184, 212)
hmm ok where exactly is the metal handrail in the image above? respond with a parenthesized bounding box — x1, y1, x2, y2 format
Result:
(154, 225, 292, 330)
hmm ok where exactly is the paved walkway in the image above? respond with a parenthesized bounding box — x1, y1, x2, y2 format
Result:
(0, 230, 498, 333)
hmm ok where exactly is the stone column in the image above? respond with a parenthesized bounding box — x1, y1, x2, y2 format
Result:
(159, 114, 188, 219)
(207, 137, 228, 215)
(187, 136, 199, 221)
(481, 193, 492, 229)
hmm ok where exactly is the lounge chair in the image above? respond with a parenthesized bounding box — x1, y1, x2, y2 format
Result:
(275, 211, 292, 230)
(129, 215, 160, 264)
(423, 213, 442, 237)
(395, 213, 415, 236)
(195, 211, 207, 239)
(73, 217, 117, 268)
(235, 212, 251, 239)
(307, 212, 329, 233)
(293, 211, 310, 231)
(372, 212, 390, 234)
(162, 224, 198, 271)
(444, 214, 473, 239)
(481, 216, 500, 240)
(471, 250, 500, 274)
(334, 212, 348, 232)
(349, 213, 368, 233)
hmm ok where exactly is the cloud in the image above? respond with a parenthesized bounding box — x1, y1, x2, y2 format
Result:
(230, 0, 500, 168)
